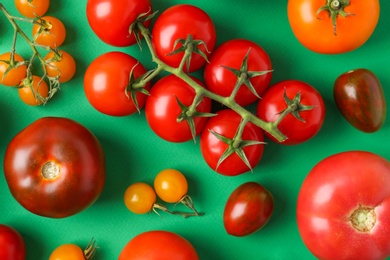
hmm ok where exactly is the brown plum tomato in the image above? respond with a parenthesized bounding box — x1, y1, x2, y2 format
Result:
(204, 39, 273, 106)
(119, 230, 199, 260)
(84, 51, 151, 117)
(32, 16, 66, 48)
(297, 151, 390, 260)
(151, 4, 216, 72)
(333, 68, 386, 133)
(18, 75, 49, 106)
(200, 109, 265, 176)
(0, 224, 26, 260)
(0, 52, 27, 87)
(45, 50, 76, 83)
(15, 0, 50, 18)
(3, 117, 106, 218)
(86, 0, 152, 47)
(145, 74, 211, 142)
(256, 80, 325, 145)
(224, 182, 274, 237)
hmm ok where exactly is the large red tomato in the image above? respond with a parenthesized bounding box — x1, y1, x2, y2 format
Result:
(0, 224, 26, 260)
(297, 151, 390, 260)
(151, 4, 216, 72)
(86, 0, 152, 47)
(3, 117, 106, 218)
(288, 0, 380, 54)
(119, 230, 199, 260)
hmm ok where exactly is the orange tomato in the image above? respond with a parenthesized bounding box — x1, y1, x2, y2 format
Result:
(0, 52, 27, 86)
(32, 16, 66, 48)
(49, 241, 96, 260)
(18, 75, 49, 106)
(287, 0, 380, 54)
(15, 0, 50, 18)
(45, 50, 76, 83)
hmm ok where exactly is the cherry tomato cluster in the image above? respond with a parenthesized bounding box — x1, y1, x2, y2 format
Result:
(0, 1, 76, 106)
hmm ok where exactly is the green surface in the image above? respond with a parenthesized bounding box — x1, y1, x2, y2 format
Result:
(1, 0, 390, 259)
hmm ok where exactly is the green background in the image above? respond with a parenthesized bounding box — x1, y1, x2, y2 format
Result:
(1, 0, 390, 259)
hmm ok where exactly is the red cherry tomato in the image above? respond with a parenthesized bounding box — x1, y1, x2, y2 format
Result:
(0, 224, 26, 260)
(86, 0, 152, 47)
(84, 51, 150, 117)
(224, 182, 274, 237)
(119, 230, 199, 260)
(200, 109, 265, 176)
(297, 151, 390, 260)
(204, 39, 273, 106)
(257, 80, 325, 145)
(145, 75, 211, 142)
(3, 117, 106, 218)
(151, 4, 216, 72)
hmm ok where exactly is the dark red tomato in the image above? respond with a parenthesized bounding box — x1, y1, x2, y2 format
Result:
(3, 117, 106, 218)
(224, 182, 274, 237)
(297, 151, 390, 260)
(119, 230, 199, 260)
(145, 74, 211, 142)
(204, 39, 273, 106)
(86, 0, 152, 47)
(257, 80, 325, 145)
(151, 4, 216, 72)
(200, 109, 265, 176)
(0, 224, 26, 260)
(84, 51, 151, 117)
(334, 68, 386, 133)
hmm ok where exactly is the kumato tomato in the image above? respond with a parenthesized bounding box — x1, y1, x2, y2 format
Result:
(0, 52, 27, 87)
(0, 224, 26, 260)
(288, 0, 380, 54)
(3, 117, 106, 218)
(32, 16, 66, 48)
(14, 0, 50, 18)
(119, 230, 199, 260)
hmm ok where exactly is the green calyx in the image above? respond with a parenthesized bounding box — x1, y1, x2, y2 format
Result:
(278, 88, 315, 123)
(317, 0, 354, 35)
(125, 64, 153, 113)
(129, 9, 157, 49)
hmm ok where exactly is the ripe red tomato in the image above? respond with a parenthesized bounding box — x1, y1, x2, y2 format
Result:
(0, 224, 26, 260)
(84, 51, 151, 117)
(119, 230, 199, 260)
(333, 68, 386, 133)
(200, 109, 265, 176)
(86, 0, 152, 47)
(224, 182, 274, 237)
(151, 4, 216, 72)
(256, 80, 325, 145)
(145, 75, 211, 142)
(297, 151, 390, 260)
(288, 0, 380, 54)
(204, 39, 273, 106)
(3, 117, 106, 218)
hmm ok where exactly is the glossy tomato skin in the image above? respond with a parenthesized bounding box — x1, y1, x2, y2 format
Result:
(3, 117, 106, 218)
(152, 4, 216, 72)
(84, 52, 150, 117)
(200, 109, 265, 176)
(224, 182, 274, 237)
(119, 230, 199, 260)
(297, 151, 390, 260)
(288, 0, 380, 54)
(334, 68, 386, 133)
(257, 80, 325, 145)
(0, 224, 26, 260)
(86, 0, 152, 47)
(145, 75, 211, 142)
(204, 39, 273, 106)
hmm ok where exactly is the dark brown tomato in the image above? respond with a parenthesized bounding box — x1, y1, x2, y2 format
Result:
(333, 68, 386, 133)
(223, 182, 274, 237)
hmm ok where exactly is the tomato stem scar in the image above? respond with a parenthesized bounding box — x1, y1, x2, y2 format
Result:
(349, 205, 376, 232)
(41, 161, 60, 179)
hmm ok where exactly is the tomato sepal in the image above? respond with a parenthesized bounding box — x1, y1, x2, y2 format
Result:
(316, 0, 355, 35)
(130, 9, 157, 48)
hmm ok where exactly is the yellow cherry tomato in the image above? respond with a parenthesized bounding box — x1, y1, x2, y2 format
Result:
(15, 0, 50, 18)
(45, 50, 76, 83)
(154, 169, 188, 203)
(124, 182, 157, 214)
(0, 52, 27, 86)
(18, 75, 49, 106)
(32, 16, 66, 48)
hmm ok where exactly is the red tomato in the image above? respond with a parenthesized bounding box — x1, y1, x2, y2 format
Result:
(256, 80, 325, 145)
(224, 182, 274, 237)
(200, 109, 265, 176)
(3, 117, 106, 218)
(288, 0, 380, 54)
(151, 4, 216, 72)
(119, 230, 199, 260)
(86, 0, 152, 47)
(145, 75, 211, 142)
(84, 52, 150, 117)
(204, 39, 273, 106)
(297, 151, 390, 260)
(0, 224, 26, 260)
(334, 68, 386, 133)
